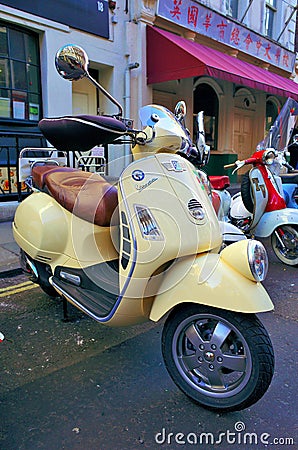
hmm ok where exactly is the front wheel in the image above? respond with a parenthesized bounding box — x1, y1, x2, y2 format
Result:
(241, 171, 254, 213)
(271, 225, 298, 266)
(162, 304, 274, 412)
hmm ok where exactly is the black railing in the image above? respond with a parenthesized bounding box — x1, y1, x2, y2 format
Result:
(0, 133, 47, 202)
(0, 137, 109, 202)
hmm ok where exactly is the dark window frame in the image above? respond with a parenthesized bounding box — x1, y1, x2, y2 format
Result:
(225, 0, 239, 19)
(0, 21, 41, 123)
(265, 0, 277, 38)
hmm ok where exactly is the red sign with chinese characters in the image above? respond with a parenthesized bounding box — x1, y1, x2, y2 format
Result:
(157, 0, 295, 72)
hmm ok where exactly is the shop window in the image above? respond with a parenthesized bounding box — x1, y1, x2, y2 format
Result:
(193, 83, 218, 150)
(0, 23, 41, 122)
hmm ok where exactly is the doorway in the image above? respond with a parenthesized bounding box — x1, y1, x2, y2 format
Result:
(233, 111, 254, 161)
(193, 82, 218, 150)
(233, 90, 256, 174)
(72, 69, 98, 115)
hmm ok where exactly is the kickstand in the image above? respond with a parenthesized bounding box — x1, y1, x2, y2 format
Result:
(62, 297, 71, 322)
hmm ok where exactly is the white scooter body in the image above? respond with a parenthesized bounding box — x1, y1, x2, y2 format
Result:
(253, 208, 298, 237)
(230, 166, 298, 237)
(230, 192, 252, 220)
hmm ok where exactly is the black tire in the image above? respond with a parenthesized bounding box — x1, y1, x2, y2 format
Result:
(39, 280, 58, 298)
(35, 261, 58, 297)
(162, 304, 274, 412)
(241, 171, 254, 213)
(271, 225, 298, 266)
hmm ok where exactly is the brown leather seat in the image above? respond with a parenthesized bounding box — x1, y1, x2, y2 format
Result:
(32, 165, 78, 189)
(32, 166, 118, 227)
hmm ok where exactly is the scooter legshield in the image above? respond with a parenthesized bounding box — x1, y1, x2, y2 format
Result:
(253, 208, 298, 237)
(249, 167, 268, 228)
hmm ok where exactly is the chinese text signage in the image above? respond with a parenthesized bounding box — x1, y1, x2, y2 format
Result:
(157, 0, 295, 72)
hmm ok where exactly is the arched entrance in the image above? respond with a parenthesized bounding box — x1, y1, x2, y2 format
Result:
(193, 82, 219, 150)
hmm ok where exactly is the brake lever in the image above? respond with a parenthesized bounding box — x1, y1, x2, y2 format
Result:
(232, 160, 245, 174)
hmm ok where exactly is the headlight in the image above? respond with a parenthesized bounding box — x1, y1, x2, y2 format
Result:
(247, 240, 268, 282)
(263, 148, 277, 165)
(220, 239, 268, 282)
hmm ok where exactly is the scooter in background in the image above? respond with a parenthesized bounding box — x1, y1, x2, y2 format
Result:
(208, 175, 232, 221)
(260, 99, 298, 211)
(269, 148, 298, 209)
(224, 98, 298, 266)
(13, 44, 275, 412)
(282, 174, 298, 209)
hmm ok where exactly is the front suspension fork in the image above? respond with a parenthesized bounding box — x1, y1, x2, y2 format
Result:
(274, 227, 286, 248)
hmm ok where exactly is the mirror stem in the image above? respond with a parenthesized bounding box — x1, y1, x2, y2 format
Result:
(87, 73, 123, 117)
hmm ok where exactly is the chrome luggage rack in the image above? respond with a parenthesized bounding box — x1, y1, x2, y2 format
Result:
(19, 147, 106, 187)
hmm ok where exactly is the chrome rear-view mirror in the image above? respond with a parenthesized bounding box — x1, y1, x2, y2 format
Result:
(55, 44, 89, 81)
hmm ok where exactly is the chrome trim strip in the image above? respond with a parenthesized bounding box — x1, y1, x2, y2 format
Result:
(115, 174, 138, 298)
(26, 257, 38, 280)
(50, 278, 121, 323)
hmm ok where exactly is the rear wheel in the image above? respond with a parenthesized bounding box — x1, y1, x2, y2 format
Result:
(162, 304, 274, 412)
(38, 279, 58, 297)
(271, 225, 298, 266)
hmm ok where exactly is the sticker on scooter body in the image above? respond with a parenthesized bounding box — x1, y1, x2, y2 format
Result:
(161, 160, 186, 172)
(251, 177, 266, 198)
(135, 177, 159, 192)
(132, 169, 145, 181)
(250, 167, 268, 228)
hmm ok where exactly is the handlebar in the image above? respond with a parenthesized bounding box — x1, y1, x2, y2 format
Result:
(224, 163, 236, 169)
(283, 161, 295, 171)
(224, 156, 257, 171)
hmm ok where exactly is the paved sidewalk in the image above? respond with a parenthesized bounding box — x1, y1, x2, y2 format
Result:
(0, 201, 19, 274)
(0, 220, 20, 274)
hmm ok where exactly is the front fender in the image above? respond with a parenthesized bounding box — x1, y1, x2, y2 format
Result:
(149, 245, 273, 322)
(253, 208, 298, 237)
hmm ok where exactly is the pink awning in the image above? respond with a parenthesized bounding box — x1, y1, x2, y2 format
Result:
(147, 26, 298, 101)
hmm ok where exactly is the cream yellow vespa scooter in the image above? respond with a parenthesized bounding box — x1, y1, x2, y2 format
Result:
(13, 45, 274, 412)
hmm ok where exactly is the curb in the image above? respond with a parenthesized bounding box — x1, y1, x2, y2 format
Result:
(0, 267, 23, 278)
(0, 201, 18, 223)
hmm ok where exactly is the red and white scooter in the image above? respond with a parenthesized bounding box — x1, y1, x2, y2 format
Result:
(212, 98, 298, 266)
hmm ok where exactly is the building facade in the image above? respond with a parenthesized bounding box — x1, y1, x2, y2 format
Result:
(0, 0, 297, 201)
(0, 0, 129, 200)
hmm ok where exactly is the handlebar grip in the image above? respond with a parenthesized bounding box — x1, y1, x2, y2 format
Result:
(224, 163, 235, 169)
